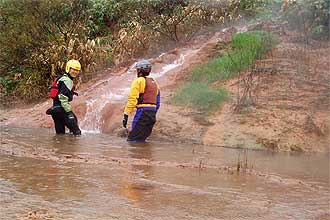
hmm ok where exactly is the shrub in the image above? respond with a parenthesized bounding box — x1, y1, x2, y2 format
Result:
(14, 68, 50, 101)
(282, 0, 329, 39)
(0, 0, 273, 102)
(0, 0, 101, 101)
(229, 0, 269, 17)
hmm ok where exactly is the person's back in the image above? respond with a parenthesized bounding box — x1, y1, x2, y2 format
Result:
(122, 60, 160, 142)
(52, 74, 73, 107)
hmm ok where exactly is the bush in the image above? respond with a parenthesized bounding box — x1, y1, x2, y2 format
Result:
(14, 69, 49, 100)
(0, 76, 17, 96)
(0, 0, 273, 102)
(0, 0, 101, 101)
(282, 0, 329, 39)
(229, 0, 269, 17)
(111, 0, 235, 62)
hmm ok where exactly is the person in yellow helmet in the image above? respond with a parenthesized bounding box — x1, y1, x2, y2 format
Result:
(122, 60, 160, 142)
(46, 59, 81, 135)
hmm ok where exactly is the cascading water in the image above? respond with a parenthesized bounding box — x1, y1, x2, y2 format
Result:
(149, 54, 185, 78)
(80, 91, 127, 133)
(80, 53, 185, 133)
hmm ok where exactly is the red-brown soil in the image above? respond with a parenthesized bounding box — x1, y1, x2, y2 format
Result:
(203, 28, 330, 152)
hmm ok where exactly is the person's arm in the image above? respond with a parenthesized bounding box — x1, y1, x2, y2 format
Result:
(122, 78, 144, 128)
(156, 90, 160, 112)
(124, 78, 145, 115)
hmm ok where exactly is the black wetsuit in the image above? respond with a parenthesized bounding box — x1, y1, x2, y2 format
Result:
(50, 74, 81, 135)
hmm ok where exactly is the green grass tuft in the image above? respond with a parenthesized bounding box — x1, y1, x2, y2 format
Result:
(171, 31, 278, 114)
(172, 82, 228, 113)
(191, 31, 278, 83)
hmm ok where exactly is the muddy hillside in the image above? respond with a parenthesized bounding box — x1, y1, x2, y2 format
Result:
(1, 22, 329, 152)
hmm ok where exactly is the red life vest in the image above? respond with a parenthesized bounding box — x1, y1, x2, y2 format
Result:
(49, 77, 61, 99)
(49, 75, 76, 99)
(138, 78, 158, 105)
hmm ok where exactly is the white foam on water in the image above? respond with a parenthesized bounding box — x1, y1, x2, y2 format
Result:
(237, 26, 248, 33)
(150, 54, 185, 79)
(80, 91, 127, 133)
(81, 53, 185, 132)
(80, 128, 101, 134)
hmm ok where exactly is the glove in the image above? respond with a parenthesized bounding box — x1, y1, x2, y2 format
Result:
(122, 114, 128, 128)
(46, 107, 52, 115)
(46, 106, 63, 115)
(66, 111, 76, 127)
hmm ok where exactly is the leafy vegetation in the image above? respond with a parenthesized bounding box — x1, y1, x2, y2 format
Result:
(0, 0, 96, 100)
(0, 0, 269, 103)
(172, 30, 278, 114)
(2, 0, 324, 106)
(281, 0, 329, 40)
(230, 0, 270, 16)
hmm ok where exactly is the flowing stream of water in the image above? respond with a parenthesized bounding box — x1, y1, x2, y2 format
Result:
(0, 126, 329, 220)
(79, 53, 185, 133)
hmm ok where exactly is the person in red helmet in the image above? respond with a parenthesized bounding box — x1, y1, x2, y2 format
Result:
(46, 59, 81, 135)
(122, 60, 160, 142)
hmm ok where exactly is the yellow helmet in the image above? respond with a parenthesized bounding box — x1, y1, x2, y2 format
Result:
(65, 59, 81, 73)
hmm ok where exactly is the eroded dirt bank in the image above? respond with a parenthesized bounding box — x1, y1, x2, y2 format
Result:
(1, 22, 329, 152)
(202, 25, 330, 152)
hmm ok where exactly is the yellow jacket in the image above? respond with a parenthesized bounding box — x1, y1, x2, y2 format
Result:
(124, 77, 160, 115)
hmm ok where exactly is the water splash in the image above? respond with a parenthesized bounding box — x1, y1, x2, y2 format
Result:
(237, 26, 248, 33)
(80, 91, 127, 133)
(149, 54, 185, 79)
(80, 53, 185, 133)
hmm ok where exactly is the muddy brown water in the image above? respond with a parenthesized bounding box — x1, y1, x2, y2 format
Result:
(0, 126, 329, 220)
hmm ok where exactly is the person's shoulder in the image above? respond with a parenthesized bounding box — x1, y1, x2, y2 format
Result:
(148, 77, 159, 87)
(134, 77, 146, 83)
(58, 74, 73, 89)
(59, 74, 71, 81)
